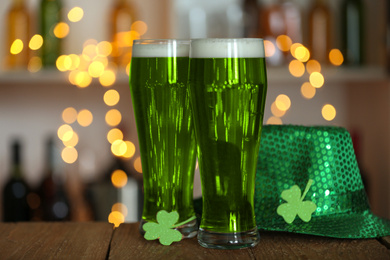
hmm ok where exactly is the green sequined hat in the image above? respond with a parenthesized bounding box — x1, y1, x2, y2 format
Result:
(255, 125, 390, 239)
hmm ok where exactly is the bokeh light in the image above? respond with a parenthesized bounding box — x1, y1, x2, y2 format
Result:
(276, 35, 292, 52)
(99, 70, 116, 87)
(264, 40, 276, 57)
(28, 56, 42, 72)
(105, 109, 122, 127)
(111, 139, 127, 156)
(83, 44, 98, 61)
(62, 107, 78, 124)
(309, 72, 325, 88)
(266, 116, 283, 125)
(56, 55, 72, 71)
(61, 146, 78, 164)
(131, 21, 148, 35)
(107, 128, 124, 144)
(61, 129, 74, 143)
(104, 89, 120, 106)
(275, 94, 291, 111)
(74, 71, 92, 88)
(29, 34, 43, 50)
(294, 45, 310, 62)
(77, 109, 93, 127)
(306, 59, 321, 74)
(68, 7, 84, 22)
(62, 131, 79, 147)
(112, 203, 128, 217)
(111, 169, 128, 188)
(271, 102, 286, 117)
(290, 43, 302, 58)
(322, 104, 336, 121)
(289, 60, 305, 77)
(53, 22, 70, 38)
(68, 54, 80, 70)
(97, 41, 113, 57)
(301, 82, 316, 99)
(329, 49, 344, 66)
(10, 39, 23, 54)
(108, 211, 124, 228)
(122, 141, 136, 159)
(88, 61, 105, 78)
(134, 157, 142, 173)
(57, 124, 73, 141)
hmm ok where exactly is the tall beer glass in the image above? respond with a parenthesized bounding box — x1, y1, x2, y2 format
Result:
(189, 38, 267, 249)
(129, 39, 197, 238)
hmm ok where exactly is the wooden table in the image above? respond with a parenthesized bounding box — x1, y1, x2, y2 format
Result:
(1, 222, 390, 259)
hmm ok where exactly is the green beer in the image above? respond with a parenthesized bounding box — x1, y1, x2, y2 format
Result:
(129, 40, 197, 238)
(189, 38, 267, 249)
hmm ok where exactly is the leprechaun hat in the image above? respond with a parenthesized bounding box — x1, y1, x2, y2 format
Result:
(255, 125, 390, 238)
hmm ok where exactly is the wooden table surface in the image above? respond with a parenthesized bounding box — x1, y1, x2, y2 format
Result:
(1, 222, 390, 259)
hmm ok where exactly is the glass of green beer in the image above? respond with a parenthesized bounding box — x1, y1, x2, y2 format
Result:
(129, 39, 197, 238)
(189, 38, 267, 249)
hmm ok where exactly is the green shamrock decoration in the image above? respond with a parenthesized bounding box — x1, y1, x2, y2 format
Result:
(143, 210, 196, 246)
(277, 179, 317, 224)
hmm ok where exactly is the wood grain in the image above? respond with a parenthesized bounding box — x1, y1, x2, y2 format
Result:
(109, 223, 253, 260)
(252, 231, 390, 260)
(1, 222, 389, 259)
(109, 224, 390, 260)
(0, 222, 113, 260)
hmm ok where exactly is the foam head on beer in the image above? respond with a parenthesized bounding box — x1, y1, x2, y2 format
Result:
(132, 39, 190, 57)
(190, 38, 265, 58)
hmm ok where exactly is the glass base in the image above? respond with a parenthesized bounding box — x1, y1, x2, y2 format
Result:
(139, 218, 198, 239)
(197, 227, 260, 249)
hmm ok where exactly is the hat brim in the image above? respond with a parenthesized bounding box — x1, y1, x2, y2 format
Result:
(258, 209, 390, 239)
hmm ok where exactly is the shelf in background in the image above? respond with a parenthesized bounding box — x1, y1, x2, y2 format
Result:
(0, 66, 388, 86)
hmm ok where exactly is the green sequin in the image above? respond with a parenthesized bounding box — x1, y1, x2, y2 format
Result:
(255, 125, 390, 239)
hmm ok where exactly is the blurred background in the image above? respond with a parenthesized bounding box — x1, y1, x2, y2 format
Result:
(0, 0, 389, 226)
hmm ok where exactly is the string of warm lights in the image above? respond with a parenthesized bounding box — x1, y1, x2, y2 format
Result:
(7, 4, 146, 226)
(264, 34, 344, 124)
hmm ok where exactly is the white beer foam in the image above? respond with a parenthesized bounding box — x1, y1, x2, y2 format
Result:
(132, 40, 190, 57)
(190, 38, 265, 58)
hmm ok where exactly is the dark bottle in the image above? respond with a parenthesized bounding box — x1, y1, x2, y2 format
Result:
(308, 0, 332, 64)
(341, 0, 364, 66)
(2, 140, 30, 222)
(37, 137, 70, 221)
(40, 0, 62, 67)
(5, 0, 31, 69)
(243, 0, 260, 38)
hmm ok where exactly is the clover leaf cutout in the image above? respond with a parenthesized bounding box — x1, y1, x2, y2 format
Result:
(143, 210, 196, 246)
(277, 179, 317, 224)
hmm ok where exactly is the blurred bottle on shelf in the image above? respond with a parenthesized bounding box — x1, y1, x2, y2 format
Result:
(281, 0, 302, 44)
(308, 0, 332, 64)
(87, 156, 142, 222)
(351, 131, 370, 199)
(243, 0, 260, 38)
(36, 137, 70, 221)
(258, 0, 286, 66)
(109, 0, 138, 69)
(40, 0, 62, 67)
(5, 0, 31, 70)
(2, 140, 31, 222)
(341, 0, 364, 66)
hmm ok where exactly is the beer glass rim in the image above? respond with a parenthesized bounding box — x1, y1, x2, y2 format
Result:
(132, 39, 190, 57)
(133, 39, 190, 45)
(190, 38, 265, 58)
